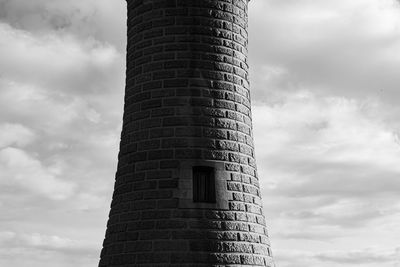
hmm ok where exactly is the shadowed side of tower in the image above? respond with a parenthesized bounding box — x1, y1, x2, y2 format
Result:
(99, 0, 274, 266)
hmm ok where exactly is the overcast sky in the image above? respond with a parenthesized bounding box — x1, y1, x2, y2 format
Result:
(1, 0, 400, 266)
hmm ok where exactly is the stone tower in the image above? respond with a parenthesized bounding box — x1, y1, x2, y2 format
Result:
(99, 0, 274, 266)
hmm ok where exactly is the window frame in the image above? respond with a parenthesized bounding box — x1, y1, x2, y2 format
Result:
(192, 166, 216, 203)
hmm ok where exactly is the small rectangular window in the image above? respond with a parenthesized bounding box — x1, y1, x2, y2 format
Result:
(193, 166, 216, 203)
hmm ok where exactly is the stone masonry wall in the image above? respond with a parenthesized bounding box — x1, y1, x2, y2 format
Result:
(99, 0, 274, 266)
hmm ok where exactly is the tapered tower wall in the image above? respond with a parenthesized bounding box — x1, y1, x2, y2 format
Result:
(99, 0, 274, 266)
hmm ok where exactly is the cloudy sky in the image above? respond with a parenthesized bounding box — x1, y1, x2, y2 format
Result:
(1, 0, 400, 266)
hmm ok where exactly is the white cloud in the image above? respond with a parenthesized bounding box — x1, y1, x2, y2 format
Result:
(249, 0, 400, 103)
(0, 231, 16, 244)
(0, 231, 82, 251)
(0, 123, 35, 148)
(254, 92, 400, 200)
(0, 231, 98, 267)
(274, 247, 400, 267)
(315, 248, 400, 265)
(0, 147, 75, 200)
(20, 232, 93, 253)
(253, 91, 400, 265)
(0, 22, 123, 94)
(0, 0, 126, 49)
(0, 2, 121, 267)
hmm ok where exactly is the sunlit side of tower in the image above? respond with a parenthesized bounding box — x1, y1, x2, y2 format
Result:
(99, 0, 274, 266)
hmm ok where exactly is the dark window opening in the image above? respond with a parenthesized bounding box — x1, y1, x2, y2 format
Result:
(193, 166, 216, 203)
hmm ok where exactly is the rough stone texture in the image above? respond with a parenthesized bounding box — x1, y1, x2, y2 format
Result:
(99, 0, 274, 266)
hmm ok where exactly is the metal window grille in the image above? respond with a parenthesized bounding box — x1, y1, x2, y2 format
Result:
(192, 166, 216, 203)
